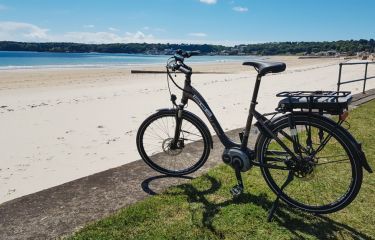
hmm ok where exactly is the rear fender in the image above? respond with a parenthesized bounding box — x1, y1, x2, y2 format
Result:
(300, 113, 372, 173)
(356, 143, 373, 173)
(255, 112, 372, 173)
(310, 113, 373, 174)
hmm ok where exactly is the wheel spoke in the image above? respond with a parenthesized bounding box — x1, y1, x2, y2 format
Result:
(139, 113, 208, 175)
(279, 129, 309, 153)
(315, 158, 350, 165)
(264, 156, 288, 163)
(259, 116, 359, 212)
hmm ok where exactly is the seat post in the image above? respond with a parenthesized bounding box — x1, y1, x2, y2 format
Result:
(241, 74, 263, 149)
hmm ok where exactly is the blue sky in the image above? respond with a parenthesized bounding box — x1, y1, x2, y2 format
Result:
(0, 0, 374, 45)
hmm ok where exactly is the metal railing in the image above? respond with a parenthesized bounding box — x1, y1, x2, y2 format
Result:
(337, 61, 375, 93)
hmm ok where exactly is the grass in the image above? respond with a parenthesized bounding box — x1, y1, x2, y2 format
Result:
(69, 100, 375, 240)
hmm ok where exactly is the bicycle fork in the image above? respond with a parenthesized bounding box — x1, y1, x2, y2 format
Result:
(171, 106, 184, 150)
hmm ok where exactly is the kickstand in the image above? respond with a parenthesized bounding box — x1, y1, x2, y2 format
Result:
(267, 170, 294, 222)
(230, 161, 244, 197)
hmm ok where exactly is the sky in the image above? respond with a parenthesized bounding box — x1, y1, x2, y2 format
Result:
(0, 0, 374, 46)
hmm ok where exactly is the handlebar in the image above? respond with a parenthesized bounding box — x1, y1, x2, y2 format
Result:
(166, 50, 199, 95)
(167, 49, 200, 74)
(175, 49, 200, 58)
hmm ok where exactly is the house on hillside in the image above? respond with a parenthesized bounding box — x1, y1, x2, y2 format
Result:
(220, 50, 230, 55)
(327, 50, 338, 56)
(163, 49, 174, 55)
(315, 50, 339, 57)
(356, 51, 370, 60)
(145, 48, 160, 55)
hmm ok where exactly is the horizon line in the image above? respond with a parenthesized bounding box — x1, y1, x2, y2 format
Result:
(0, 39, 374, 47)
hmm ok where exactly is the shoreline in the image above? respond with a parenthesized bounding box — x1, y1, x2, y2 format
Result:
(1, 54, 351, 72)
(0, 52, 257, 71)
(0, 59, 251, 71)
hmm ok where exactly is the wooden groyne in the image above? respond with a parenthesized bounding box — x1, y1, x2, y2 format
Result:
(131, 70, 228, 74)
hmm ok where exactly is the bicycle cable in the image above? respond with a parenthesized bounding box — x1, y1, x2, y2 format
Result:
(166, 57, 193, 95)
(166, 58, 173, 97)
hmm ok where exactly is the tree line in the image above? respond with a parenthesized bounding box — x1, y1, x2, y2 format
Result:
(242, 39, 375, 55)
(0, 39, 374, 55)
(0, 42, 227, 54)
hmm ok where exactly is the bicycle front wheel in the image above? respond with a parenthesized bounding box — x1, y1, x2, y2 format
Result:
(136, 109, 211, 176)
(256, 114, 363, 214)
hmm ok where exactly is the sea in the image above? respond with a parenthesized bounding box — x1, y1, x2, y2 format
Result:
(0, 51, 255, 70)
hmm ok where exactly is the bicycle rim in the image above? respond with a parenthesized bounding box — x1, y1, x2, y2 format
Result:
(257, 115, 362, 213)
(137, 110, 210, 175)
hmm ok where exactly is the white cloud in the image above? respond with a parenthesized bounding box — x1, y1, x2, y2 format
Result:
(199, 0, 217, 5)
(0, 21, 156, 44)
(108, 27, 119, 32)
(62, 32, 123, 44)
(0, 4, 7, 10)
(124, 31, 154, 42)
(0, 21, 50, 41)
(188, 32, 207, 37)
(62, 31, 154, 44)
(83, 24, 95, 28)
(0, 21, 253, 46)
(233, 6, 248, 12)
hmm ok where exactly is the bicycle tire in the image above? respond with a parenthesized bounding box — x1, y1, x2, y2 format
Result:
(136, 109, 211, 176)
(256, 113, 363, 214)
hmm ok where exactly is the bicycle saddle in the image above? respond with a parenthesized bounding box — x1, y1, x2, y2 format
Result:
(243, 61, 286, 76)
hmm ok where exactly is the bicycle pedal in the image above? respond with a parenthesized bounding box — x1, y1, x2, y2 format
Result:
(230, 185, 243, 197)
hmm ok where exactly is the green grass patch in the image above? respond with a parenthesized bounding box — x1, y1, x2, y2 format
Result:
(69, 100, 375, 240)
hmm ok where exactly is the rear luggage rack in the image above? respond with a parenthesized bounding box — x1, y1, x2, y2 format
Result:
(276, 91, 352, 115)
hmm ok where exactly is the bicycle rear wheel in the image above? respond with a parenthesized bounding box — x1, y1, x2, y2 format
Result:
(136, 109, 211, 176)
(256, 114, 363, 214)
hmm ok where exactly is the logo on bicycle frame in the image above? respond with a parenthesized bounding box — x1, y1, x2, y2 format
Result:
(193, 95, 213, 118)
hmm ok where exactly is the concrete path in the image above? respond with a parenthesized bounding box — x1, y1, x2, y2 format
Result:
(0, 90, 374, 239)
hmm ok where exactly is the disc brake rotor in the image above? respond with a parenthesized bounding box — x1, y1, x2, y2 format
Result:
(162, 138, 183, 156)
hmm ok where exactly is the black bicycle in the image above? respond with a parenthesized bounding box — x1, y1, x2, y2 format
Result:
(136, 49, 372, 220)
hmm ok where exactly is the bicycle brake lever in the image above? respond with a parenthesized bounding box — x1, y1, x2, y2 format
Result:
(170, 94, 178, 106)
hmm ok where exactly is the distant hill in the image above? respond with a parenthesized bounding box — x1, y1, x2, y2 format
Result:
(0, 39, 374, 55)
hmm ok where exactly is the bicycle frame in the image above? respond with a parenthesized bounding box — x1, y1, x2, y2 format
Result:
(176, 73, 299, 162)
(137, 53, 372, 221)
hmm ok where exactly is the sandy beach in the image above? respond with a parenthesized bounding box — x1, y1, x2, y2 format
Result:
(1, 56, 374, 204)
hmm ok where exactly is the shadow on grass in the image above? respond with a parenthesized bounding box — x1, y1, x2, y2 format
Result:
(143, 174, 372, 240)
(272, 207, 373, 240)
(141, 175, 194, 196)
